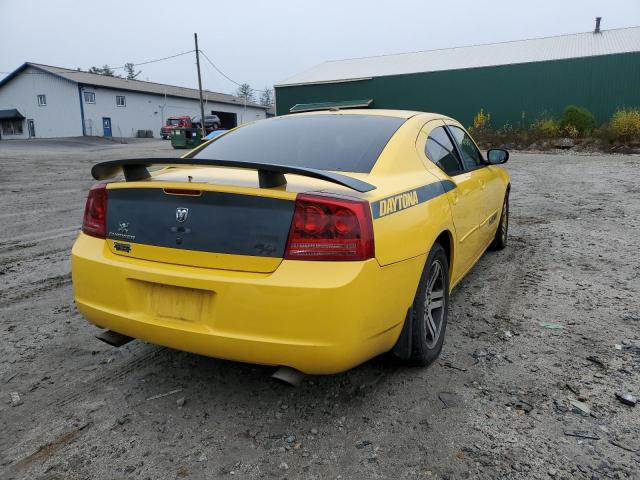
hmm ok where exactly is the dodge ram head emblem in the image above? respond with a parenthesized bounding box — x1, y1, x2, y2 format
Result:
(175, 207, 189, 223)
(117, 222, 129, 234)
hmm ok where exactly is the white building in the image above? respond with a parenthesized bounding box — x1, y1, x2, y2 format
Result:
(0, 62, 267, 139)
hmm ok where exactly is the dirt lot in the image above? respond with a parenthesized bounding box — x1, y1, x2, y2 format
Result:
(1, 138, 639, 480)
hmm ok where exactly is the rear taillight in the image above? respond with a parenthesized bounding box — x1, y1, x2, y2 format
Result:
(82, 184, 108, 239)
(284, 194, 374, 261)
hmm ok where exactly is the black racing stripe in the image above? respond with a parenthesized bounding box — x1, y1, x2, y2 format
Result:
(371, 180, 455, 219)
(441, 179, 457, 193)
(106, 189, 294, 257)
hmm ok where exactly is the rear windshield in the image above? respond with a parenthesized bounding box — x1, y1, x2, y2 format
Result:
(193, 114, 406, 173)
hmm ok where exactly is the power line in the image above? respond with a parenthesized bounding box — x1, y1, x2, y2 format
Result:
(1, 47, 273, 106)
(0, 50, 195, 75)
(199, 50, 242, 87)
(111, 49, 195, 70)
(199, 49, 272, 95)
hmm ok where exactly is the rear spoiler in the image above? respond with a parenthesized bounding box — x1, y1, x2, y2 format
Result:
(91, 158, 376, 193)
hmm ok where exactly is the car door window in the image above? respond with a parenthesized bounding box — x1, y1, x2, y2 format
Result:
(448, 125, 484, 170)
(425, 126, 463, 176)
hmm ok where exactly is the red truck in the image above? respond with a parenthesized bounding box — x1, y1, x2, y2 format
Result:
(160, 115, 221, 139)
(160, 116, 191, 139)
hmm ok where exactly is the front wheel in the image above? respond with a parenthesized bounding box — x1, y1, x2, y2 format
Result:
(490, 191, 509, 250)
(407, 243, 450, 366)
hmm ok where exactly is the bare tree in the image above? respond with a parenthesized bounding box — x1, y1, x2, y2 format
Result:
(259, 87, 275, 108)
(236, 83, 255, 103)
(124, 63, 141, 80)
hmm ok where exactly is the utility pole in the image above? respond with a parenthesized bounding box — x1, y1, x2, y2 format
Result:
(194, 33, 206, 137)
(242, 95, 247, 125)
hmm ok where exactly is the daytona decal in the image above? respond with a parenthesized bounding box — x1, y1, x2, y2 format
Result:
(371, 180, 456, 219)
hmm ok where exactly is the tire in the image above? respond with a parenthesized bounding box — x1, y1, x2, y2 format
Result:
(212, 122, 220, 130)
(407, 243, 450, 366)
(161, 135, 168, 140)
(490, 191, 509, 250)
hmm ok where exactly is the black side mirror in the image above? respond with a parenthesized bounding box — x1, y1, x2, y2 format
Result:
(487, 148, 509, 164)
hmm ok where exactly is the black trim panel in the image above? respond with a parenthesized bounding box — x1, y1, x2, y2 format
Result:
(106, 188, 295, 257)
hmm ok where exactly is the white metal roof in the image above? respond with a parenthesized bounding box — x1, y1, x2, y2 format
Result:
(276, 26, 640, 87)
(0, 62, 266, 109)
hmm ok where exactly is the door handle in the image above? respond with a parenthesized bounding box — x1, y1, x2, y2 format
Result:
(479, 179, 486, 190)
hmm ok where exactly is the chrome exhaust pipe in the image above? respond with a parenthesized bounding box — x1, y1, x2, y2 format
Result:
(271, 366, 305, 387)
(95, 330, 134, 347)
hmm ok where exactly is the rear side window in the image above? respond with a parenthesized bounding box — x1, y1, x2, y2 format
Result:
(448, 125, 484, 169)
(426, 126, 463, 176)
(194, 114, 406, 173)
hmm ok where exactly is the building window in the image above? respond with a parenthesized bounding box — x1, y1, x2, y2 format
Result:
(84, 91, 96, 104)
(1, 119, 24, 136)
(37, 94, 47, 106)
(116, 95, 126, 107)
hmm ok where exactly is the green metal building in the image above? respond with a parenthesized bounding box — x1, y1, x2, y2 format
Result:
(275, 25, 640, 127)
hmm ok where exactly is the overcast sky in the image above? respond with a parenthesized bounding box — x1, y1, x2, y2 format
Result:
(1, 0, 638, 96)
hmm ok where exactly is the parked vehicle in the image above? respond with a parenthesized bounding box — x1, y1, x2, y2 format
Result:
(161, 115, 222, 139)
(73, 110, 510, 375)
(160, 116, 191, 140)
(191, 114, 221, 132)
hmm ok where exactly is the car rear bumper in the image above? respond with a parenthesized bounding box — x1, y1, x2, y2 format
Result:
(71, 233, 425, 374)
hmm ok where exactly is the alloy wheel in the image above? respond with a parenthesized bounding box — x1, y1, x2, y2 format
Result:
(423, 259, 445, 349)
(500, 198, 509, 242)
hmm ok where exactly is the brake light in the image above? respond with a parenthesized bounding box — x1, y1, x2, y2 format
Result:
(284, 194, 374, 261)
(82, 184, 107, 239)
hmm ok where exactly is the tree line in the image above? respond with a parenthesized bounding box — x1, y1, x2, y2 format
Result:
(236, 83, 274, 109)
(88, 63, 140, 80)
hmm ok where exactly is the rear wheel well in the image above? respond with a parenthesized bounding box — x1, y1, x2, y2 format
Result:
(392, 233, 453, 362)
(434, 230, 453, 270)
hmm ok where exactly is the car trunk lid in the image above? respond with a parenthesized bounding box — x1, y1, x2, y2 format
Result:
(105, 184, 296, 273)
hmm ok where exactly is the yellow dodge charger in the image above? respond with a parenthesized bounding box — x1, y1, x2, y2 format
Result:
(72, 110, 510, 375)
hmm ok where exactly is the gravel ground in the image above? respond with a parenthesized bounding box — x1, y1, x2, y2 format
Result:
(0, 138, 639, 480)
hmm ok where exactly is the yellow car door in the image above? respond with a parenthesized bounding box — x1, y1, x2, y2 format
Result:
(446, 124, 503, 248)
(416, 121, 485, 284)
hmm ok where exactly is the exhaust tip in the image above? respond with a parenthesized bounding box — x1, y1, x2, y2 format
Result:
(271, 366, 305, 387)
(95, 330, 134, 348)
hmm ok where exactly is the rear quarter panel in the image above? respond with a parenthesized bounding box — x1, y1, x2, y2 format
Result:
(368, 115, 456, 267)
